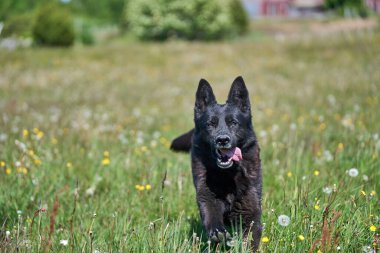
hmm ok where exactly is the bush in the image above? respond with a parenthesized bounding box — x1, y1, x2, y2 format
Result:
(32, 3, 75, 47)
(325, 0, 370, 17)
(230, 0, 249, 35)
(80, 22, 95, 45)
(1, 13, 34, 38)
(127, 0, 236, 41)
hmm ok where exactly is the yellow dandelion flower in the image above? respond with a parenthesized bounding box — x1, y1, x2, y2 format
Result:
(103, 151, 109, 157)
(51, 138, 58, 145)
(66, 162, 73, 169)
(101, 158, 110, 166)
(146, 184, 152, 190)
(34, 159, 42, 166)
(287, 171, 292, 177)
(314, 170, 320, 176)
(314, 204, 320, 210)
(33, 128, 39, 134)
(28, 150, 34, 156)
(370, 225, 376, 232)
(261, 236, 269, 243)
(0, 161, 5, 167)
(36, 131, 44, 139)
(317, 250, 322, 253)
(22, 167, 28, 174)
(141, 146, 148, 153)
(5, 167, 11, 175)
(360, 190, 366, 196)
(23, 129, 29, 138)
(337, 143, 344, 152)
(135, 185, 145, 191)
(264, 108, 273, 117)
(319, 123, 326, 131)
(370, 190, 376, 196)
(298, 235, 305, 241)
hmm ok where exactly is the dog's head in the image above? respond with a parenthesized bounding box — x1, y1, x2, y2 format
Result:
(194, 76, 253, 169)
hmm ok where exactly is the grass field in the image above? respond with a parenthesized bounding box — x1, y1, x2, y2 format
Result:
(0, 29, 379, 252)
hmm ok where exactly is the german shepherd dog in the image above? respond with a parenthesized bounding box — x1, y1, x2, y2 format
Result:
(171, 76, 262, 251)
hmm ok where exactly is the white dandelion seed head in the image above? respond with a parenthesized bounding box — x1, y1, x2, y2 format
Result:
(323, 150, 333, 161)
(323, 186, 332, 194)
(278, 214, 290, 227)
(259, 130, 267, 139)
(290, 123, 297, 130)
(362, 246, 374, 253)
(271, 124, 279, 134)
(60, 239, 68, 246)
(337, 246, 341, 251)
(363, 175, 369, 181)
(6, 230, 10, 237)
(348, 168, 359, 177)
(0, 133, 8, 142)
(85, 186, 95, 197)
(16, 210, 22, 215)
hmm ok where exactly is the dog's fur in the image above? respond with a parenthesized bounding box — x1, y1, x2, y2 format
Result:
(171, 76, 262, 251)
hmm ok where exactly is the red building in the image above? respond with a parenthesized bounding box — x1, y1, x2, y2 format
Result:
(366, 0, 380, 13)
(261, 0, 290, 16)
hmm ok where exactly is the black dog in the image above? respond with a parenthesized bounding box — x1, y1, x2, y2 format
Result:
(171, 76, 262, 251)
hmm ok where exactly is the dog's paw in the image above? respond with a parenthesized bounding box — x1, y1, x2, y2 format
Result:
(208, 227, 232, 243)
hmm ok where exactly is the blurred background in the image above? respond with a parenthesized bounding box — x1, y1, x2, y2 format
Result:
(0, 0, 379, 47)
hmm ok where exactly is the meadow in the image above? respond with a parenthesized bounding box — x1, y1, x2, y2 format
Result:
(0, 29, 379, 252)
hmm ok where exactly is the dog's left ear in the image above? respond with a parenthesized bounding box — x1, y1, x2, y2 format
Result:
(227, 76, 251, 113)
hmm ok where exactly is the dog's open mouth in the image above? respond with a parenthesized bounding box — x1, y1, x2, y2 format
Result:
(216, 147, 242, 169)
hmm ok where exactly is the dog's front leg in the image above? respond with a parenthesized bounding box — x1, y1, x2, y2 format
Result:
(196, 188, 231, 243)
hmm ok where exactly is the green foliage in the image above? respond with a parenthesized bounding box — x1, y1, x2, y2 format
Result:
(229, 0, 249, 35)
(79, 22, 95, 45)
(127, 0, 236, 40)
(0, 0, 40, 20)
(1, 13, 35, 37)
(70, 0, 126, 24)
(325, 0, 370, 17)
(32, 3, 75, 47)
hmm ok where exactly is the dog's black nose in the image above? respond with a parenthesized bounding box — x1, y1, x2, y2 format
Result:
(216, 135, 231, 147)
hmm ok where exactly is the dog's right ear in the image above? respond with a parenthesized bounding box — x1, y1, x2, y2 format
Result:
(195, 79, 216, 117)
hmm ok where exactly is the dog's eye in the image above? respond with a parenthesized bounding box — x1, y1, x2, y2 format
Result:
(207, 122, 215, 127)
(230, 120, 238, 126)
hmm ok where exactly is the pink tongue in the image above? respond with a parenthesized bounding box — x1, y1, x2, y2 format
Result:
(221, 147, 243, 161)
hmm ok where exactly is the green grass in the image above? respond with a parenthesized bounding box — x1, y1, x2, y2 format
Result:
(0, 31, 379, 252)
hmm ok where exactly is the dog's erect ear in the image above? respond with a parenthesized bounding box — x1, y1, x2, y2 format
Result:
(195, 78, 216, 116)
(227, 76, 250, 112)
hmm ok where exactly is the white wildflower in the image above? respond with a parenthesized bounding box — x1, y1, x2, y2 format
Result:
(259, 130, 267, 139)
(85, 186, 96, 197)
(277, 214, 291, 227)
(348, 168, 359, 177)
(323, 150, 333, 161)
(60, 239, 69, 246)
(362, 246, 374, 253)
(0, 133, 8, 142)
(15, 140, 27, 152)
(323, 186, 332, 194)
(363, 175, 369, 181)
